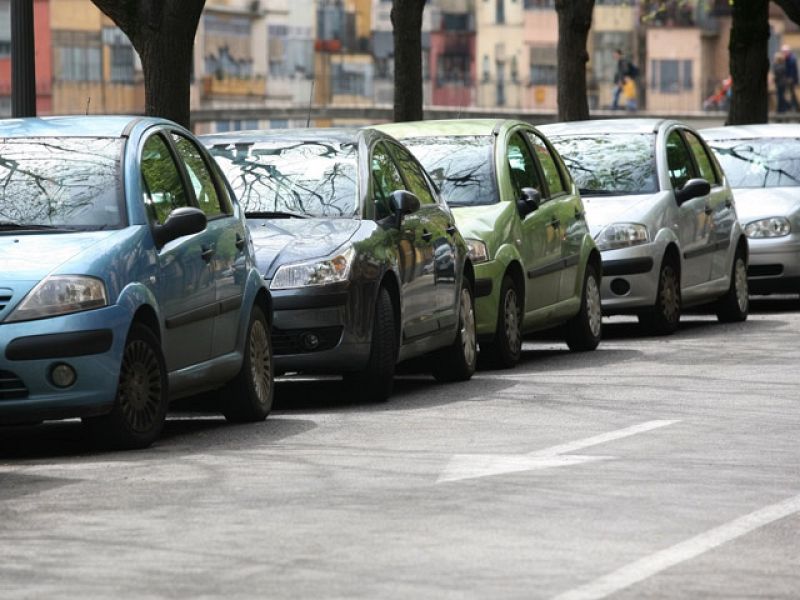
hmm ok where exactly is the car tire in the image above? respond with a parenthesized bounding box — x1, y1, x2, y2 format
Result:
(638, 257, 681, 336)
(565, 262, 602, 352)
(345, 286, 397, 402)
(480, 275, 522, 369)
(432, 278, 477, 382)
(715, 246, 749, 323)
(222, 305, 274, 423)
(83, 323, 168, 450)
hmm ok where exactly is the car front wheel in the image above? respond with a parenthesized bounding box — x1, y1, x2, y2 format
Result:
(716, 247, 749, 323)
(480, 274, 522, 368)
(639, 257, 681, 336)
(83, 323, 168, 449)
(565, 262, 602, 352)
(432, 279, 477, 382)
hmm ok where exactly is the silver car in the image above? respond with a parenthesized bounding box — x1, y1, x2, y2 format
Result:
(541, 119, 749, 334)
(703, 124, 800, 297)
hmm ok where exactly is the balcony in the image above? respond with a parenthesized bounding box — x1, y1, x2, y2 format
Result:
(202, 75, 266, 98)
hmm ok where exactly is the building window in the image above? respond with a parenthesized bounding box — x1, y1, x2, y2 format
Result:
(331, 62, 373, 97)
(650, 59, 693, 94)
(496, 0, 505, 24)
(57, 46, 102, 82)
(437, 54, 471, 86)
(530, 46, 557, 85)
(523, 0, 554, 8)
(103, 28, 135, 83)
(0, 0, 10, 57)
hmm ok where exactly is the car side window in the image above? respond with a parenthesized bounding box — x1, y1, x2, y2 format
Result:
(666, 130, 695, 190)
(171, 133, 226, 218)
(683, 130, 720, 186)
(526, 131, 566, 196)
(141, 134, 189, 225)
(388, 142, 437, 205)
(507, 132, 542, 198)
(372, 142, 406, 220)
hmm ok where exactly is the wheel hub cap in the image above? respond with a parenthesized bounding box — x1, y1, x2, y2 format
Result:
(119, 340, 162, 433)
(461, 289, 477, 368)
(249, 319, 272, 407)
(504, 288, 521, 353)
(586, 274, 602, 337)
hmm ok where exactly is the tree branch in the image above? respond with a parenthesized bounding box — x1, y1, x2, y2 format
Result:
(774, 0, 800, 27)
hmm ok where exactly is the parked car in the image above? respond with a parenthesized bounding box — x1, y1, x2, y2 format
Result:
(0, 116, 274, 449)
(378, 119, 602, 368)
(541, 119, 749, 334)
(202, 128, 476, 401)
(703, 124, 800, 297)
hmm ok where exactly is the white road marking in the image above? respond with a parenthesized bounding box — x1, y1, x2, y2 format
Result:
(553, 493, 800, 600)
(437, 420, 678, 483)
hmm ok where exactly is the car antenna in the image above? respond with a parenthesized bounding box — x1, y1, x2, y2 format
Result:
(85, 96, 91, 115)
(306, 79, 315, 128)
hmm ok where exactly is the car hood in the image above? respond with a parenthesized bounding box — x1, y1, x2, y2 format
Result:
(248, 218, 361, 278)
(0, 230, 117, 280)
(731, 187, 800, 223)
(582, 193, 664, 237)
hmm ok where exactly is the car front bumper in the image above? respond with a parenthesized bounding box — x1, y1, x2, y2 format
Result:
(746, 235, 800, 294)
(0, 305, 130, 425)
(598, 244, 659, 314)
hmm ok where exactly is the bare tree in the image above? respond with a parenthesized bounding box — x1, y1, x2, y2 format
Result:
(89, 0, 206, 128)
(391, 0, 427, 122)
(555, 0, 596, 122)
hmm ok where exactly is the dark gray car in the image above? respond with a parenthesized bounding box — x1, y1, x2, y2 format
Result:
(202, 128, 476, 401)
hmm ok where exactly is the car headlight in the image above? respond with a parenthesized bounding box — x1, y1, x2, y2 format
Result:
(5, 275, 108, 323)
(271, 246, 355, 290)
(744, 217, 791, 238)
(595, 223, 649, 251)
(465, 238, 490, 263)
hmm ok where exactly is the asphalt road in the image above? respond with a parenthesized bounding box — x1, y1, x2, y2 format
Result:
(1, 296, 799, 599)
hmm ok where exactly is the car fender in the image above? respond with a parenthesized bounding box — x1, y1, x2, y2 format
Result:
(652, 227, 681, 268)
(571, 234, 601, 297)
(116, 281, 165, 340)
(236, 267, 272, 354)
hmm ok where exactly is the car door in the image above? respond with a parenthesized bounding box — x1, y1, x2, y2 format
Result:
(525, 129, 586, 303)
(140, 131, 216, 371)
(665, 128, 712, 288)
(170, 132, 247, 358)
(682, 129, 736, 282)
(371, 141, 438, 341)
(505, 130, 561, 312)
(388, 140, 459, 330)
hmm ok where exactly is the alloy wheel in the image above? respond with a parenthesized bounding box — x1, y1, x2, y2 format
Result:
(461, 288, 477, 369)
(661, 266, 680, 324)
(249, 318, 272, 408)
(734, 258, 749, 314)
(503, 287, 521, 355)
(118, 339, 163, 433)
(586, 273, 603, 338)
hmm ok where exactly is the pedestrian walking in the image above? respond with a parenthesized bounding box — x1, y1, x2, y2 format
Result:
(782, 44, 799, 111)
(612, 49, 638, 110)
(774, 51, 789, 113)
(623, 75, 637, 111)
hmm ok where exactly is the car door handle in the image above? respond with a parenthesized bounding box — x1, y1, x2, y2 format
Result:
(421, 229, 433, 242)
(446, 224, 457, 236)
(704, 205, 713, 214)
(235, 234, 246, 251)
(201, 244, 215, 262)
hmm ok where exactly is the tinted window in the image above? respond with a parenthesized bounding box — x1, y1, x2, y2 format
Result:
(549, 134, 658, 196)
(507, 132, 541, 197)
(388, 142, 436, 205)
(372, 142, 405, 219)
(708, 138, 800, 188)
(209, 139, 358, 218)
(172, 134, 225, 218)
(401, 136, 497, 207)
(0, 137, 123, 231)
(141, 135, 189, 225)
(684, 130, 719, 185)
(526, 131, 566, 196)
(666, 130, 695, 190)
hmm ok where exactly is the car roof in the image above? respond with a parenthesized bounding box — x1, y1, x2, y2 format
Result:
(377, 119, 524, 139)
(540, 118, 675, 137)
(200, 127, 365, 147)
(0, 115, 169, 138)
(702, 123, 800, 140)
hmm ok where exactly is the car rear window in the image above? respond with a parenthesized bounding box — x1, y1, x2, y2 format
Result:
(400, 136, 498, 207)
(708, 138, 800, 188)
(549, 134, 659, 196)
(0, 137, 123, 231)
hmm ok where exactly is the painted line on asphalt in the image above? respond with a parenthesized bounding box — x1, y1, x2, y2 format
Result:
(552, 493, 800, 600)
(438, 420, 678, 483)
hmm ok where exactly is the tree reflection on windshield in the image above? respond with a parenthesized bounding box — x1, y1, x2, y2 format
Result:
(550, 134, 658, 196)
(709, 138, 800, 188)
(210, 140, 358, 218)
(0, 138, 122, 230)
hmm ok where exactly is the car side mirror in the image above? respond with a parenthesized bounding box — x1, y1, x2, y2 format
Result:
(154, 207, 207, 246)
(517, 187, 541, 218)
(390, 190, 421, 228)
(675, 178, 711, 205)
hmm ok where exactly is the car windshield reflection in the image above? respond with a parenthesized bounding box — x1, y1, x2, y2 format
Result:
(709, 138, 800, 188)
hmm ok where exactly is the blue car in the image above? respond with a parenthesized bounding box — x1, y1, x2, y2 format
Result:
(0, 116, 274, 449)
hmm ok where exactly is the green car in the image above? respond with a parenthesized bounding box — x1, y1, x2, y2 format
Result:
(378, 119, 602, 368)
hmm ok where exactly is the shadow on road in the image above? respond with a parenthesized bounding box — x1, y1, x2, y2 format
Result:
(749, 295, 800, 314)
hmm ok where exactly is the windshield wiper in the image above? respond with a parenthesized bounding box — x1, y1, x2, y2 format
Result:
(578, 188, 623, 196)
(246, 211, 309, 220)
(0, 222, 75, 232)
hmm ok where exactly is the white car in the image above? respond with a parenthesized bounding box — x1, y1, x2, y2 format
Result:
(703, 124, 800, 298)
(542, 119, 749, 334)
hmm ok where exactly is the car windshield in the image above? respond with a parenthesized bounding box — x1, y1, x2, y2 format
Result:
(0, 137, 123, 232)
(209, 139, 359, 218)
(549, 134, 659, 196)
(401, 136, 497, 206)
(708, 138, 800, 188)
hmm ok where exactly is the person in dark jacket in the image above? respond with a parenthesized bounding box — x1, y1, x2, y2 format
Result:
(612, 49, 637, 110)
(782, 44, 799, 111)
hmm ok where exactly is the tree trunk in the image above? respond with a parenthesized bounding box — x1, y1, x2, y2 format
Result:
(726, 0, 770, 125)
(90, 0, 205, 129)
(391, 0, 426, 122)
(555, 0, 595, 122)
